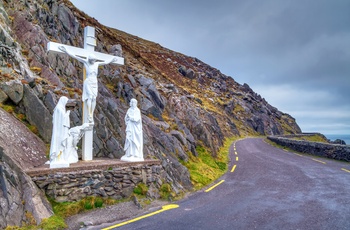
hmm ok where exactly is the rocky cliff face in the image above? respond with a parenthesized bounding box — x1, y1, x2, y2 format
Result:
(0, 108, 53, 228)
(0, 0, 301, 226)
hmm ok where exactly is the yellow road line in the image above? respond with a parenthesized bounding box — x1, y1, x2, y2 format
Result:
(312, 158, 326, 164)
(235, 151, 238, 155)
(341, 168, 350, 173)
(294, 153, 303, 157)
(236, 156, 239, 161)
(102, 204, 179, 229)
(205, 180, 225, 192)
(231, 164, 237, 173)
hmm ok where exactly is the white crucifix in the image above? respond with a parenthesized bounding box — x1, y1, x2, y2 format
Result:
(47, 26, 124, 161)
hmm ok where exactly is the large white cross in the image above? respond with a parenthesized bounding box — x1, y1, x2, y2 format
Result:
(47, 26, 124, 161)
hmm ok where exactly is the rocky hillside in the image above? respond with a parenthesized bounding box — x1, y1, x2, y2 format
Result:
(0, 0, 301, 226)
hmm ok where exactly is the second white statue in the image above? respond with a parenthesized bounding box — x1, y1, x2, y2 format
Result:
(121, 98, 144, 162)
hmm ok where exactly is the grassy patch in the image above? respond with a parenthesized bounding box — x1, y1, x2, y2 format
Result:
(49, 196, 121, 218)
(51, 200, 83, 218)
(159, 183, 172, 199)
(183, 136, 238, 190)
(105, 83, 115, 91)
(133, 183, 148, 196)
(5, 215, 66, 230)
(38, 215, 67, 230)
(291, 134, 328, 143)
(233, 104, 245, 113)
(24, 211, 36, 226)
(6, 196, 124, 229)
(1, 104, 15, 113)
(27, 124, 39, 135)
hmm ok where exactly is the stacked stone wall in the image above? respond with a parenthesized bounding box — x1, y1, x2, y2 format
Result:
(28, 162, 165, 202)
(268, 135, 350, 162)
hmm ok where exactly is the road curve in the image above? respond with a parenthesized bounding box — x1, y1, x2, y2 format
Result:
(102, 138, 350, 230)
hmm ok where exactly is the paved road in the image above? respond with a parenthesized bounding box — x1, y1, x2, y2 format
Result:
(103, 138, 350, 230)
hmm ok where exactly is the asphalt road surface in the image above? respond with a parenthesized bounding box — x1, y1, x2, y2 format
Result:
(102, 138, 350, 230)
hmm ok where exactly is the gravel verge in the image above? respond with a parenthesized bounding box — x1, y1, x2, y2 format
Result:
(66, 199, 169, 229)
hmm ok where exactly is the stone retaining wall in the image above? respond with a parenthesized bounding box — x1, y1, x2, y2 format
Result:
(267, 135, 350, 162)
(28, 162, 166, 202)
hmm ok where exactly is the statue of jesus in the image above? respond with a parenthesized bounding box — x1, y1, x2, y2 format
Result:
(58, 46, 118, 122)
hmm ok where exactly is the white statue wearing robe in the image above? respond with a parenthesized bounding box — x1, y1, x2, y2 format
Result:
(121, 98, 144, 162)
(65, 123, 91, 163)
(50, 96, 70, 167)
(58, 46, 118, 123)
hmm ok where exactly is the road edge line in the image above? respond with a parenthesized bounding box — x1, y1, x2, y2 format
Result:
(311, 158, 326, 164)
(231, 164, 237, 173)
(205, 180, 225, 192)
(102, 204, 179, 229)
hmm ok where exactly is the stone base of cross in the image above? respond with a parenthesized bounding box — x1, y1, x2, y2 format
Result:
(47, 26, 124, 161)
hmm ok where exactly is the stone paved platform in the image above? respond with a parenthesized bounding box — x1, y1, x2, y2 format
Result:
(25, 158, 161, 177)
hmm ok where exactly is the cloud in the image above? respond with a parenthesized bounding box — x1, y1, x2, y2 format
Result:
(253, 84, 350, 134)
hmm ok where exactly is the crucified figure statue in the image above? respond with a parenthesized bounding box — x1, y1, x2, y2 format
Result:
(47, 26, 124, 161)
(58, 46, 118, 122)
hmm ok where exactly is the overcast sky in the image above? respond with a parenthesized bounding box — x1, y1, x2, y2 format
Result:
(70, 0, 350, 135)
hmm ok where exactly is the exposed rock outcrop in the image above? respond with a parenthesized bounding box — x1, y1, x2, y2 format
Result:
(0, 108, 52, 228)
(0, 0, 302, 227)
(330, 139, 347, 145)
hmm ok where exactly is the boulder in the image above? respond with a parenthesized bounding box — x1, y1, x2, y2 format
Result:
(109, 44, 123, 57)
(43, 90, 57, 114)
(0, 88, 8, 103)
(0, 107, 47, 169)
(57, 4, 79, 35)
(170, 130, 187, 146)
(178, 65, 186, 76)
(127, 74, 137, 87)
(332, 139, 346, 145)
(141, 97, 162, 120)
(147, 83, 165, 110)
(146, 183, 160, 199)
(122, 82, 134, 102)
(22, 85, 52, 143)
(185, 68, 195, 79)
(136, 74, 154, 87)
(21, 171, 53, 225)
(0, 80, 23, 104)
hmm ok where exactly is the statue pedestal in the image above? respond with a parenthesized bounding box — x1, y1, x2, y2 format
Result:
(82, 128, 93, 161)
(120, 155, 144, 162)
(50, 161, 70, 168)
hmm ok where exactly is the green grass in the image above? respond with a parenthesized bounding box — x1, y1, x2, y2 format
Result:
(5, 196, 124, 230)
(5, 215, 66, 230)
(1, 103, 15, 113)
(183, 136, 239, 190)
(49, 196, 121, 218)
(159, 183, 172, 199)
(38, 215, 67, 230)
(133, 183, 148, 196)
(291, 134, 328, 143)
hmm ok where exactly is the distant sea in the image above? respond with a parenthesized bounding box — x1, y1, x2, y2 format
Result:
(324, 134, 350, 145)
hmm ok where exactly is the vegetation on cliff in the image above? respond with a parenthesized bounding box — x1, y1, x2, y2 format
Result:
(0, 0, 302, 227)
